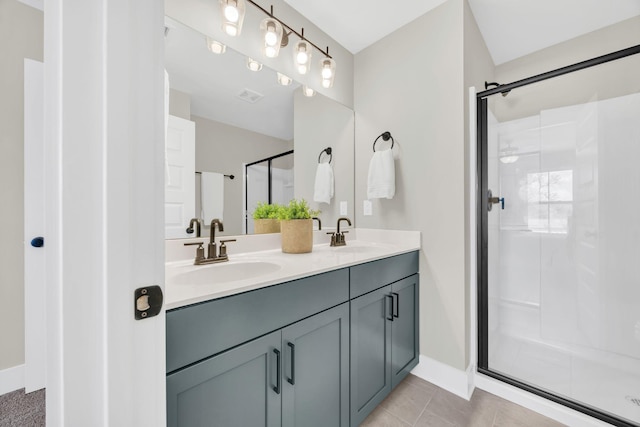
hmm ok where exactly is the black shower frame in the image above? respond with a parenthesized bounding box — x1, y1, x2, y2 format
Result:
(244, 150, 294, 231)
(476, 44, 640, 427)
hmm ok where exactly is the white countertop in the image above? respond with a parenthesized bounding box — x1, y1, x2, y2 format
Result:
(165, 228, 420, 310)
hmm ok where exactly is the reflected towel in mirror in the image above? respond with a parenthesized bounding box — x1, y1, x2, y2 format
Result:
(313, 163, 334, 204)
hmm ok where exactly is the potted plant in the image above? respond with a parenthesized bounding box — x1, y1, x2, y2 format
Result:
(252, 202, 284, 234)
(278, 199, 319, 253)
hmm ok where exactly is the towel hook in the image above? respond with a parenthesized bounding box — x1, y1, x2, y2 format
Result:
(318, 147, 332, 164)
(373, 131, 394, 152)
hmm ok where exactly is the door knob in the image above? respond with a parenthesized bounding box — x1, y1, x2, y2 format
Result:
(487, 190, 504, 211)
(30, 237, 44, 247)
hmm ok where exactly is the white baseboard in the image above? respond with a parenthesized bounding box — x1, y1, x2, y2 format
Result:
(474, 372, 613, 427)
(0, 365, 25, 396)
(411, 355, 473, 400)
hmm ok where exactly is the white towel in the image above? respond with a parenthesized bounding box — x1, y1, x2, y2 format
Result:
(367, 149, 395, 199)
(313, 162, 334, 204)
(201, 172, 224, 223)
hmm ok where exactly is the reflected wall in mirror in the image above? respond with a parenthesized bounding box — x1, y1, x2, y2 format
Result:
(164, 17, 354, 238)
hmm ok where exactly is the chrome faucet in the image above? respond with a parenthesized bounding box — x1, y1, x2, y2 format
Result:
(186, 218, 202, 237)
(329, 217, 351, 247)
(184, 218, 235, 265)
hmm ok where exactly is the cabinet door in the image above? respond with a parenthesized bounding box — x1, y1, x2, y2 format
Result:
(350, 285, 392, 426)
(391, 274, 420, 388)
(167, 331, 281, 427)
(282, 303, 349, 427)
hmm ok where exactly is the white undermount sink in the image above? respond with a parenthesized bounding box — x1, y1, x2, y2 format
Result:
(167, 259, 283, 286)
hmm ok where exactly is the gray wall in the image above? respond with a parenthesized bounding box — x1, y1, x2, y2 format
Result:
(354, 0, 468, 370)
(193, 115, 293, 236)
(463, 0, 495, 368)
(0, 0, 43, 372)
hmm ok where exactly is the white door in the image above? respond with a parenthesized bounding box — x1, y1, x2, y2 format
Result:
(45, 0, 166, 425)
(24, 58, 46, 393)
(165, 115, 195, 238)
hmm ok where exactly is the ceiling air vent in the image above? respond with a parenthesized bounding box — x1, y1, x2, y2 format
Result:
(236, 88, 264, 104)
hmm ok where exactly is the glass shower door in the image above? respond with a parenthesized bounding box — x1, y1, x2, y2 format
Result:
(481, 51, 640, 426)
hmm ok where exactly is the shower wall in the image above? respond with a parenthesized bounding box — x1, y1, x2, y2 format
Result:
(491, 92, 640, 358)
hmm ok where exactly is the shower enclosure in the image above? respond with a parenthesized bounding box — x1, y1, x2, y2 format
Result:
(477, 46, 640, 427)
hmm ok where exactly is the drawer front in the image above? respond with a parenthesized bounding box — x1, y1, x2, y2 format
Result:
(167, 268, 349, 373)
(350, 251, 419, 299)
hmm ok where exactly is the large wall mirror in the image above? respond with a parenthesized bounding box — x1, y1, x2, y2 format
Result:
(164, 17, 354, 239)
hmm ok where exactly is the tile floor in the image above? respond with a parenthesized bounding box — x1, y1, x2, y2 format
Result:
(361, 374, 566, 427)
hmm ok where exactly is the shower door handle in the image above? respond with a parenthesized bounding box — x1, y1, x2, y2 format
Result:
(487, 190, 504, 211)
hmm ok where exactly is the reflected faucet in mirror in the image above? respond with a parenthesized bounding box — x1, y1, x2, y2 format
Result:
(186, 218, 202, 237)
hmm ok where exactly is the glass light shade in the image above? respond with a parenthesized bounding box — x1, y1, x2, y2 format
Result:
(294, 40, 312, 75)
(302, 85, 315, 97)
(260, 18, 283, 58)
(246, 57, 263, 72)
(219, 0, 245, 37)
(206, 38, 226, 54)
(262, 20, 282, 57)
(277, 72, 292, 86)
(320, 58, 335, 88)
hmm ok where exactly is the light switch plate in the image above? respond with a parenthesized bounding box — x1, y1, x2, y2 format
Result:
(340, 201, 348, 215)
(363, 200, 373, 216)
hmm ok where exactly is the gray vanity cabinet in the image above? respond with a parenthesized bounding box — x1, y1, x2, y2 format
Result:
(349, 252, 420, 426)
(166, 330, 282, 427)
(282, 303, 350, 427)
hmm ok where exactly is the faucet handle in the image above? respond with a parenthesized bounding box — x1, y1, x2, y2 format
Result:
(219, 239, 236, 257)
(184, 241, 205, 263)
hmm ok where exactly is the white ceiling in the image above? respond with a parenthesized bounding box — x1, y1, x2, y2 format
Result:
(284, 0, 640, 64)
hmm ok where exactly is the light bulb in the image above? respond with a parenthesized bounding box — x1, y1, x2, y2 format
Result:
(265, 46, 277, 58)
(246, 57, 262, 72)
(224, 4, 239, 22)
(322, 67, 332, 79)
(224, 24, 237, 36)
(277, 73, 292, 86)
(296, 51, 308, 65)
(322, 79, 331, 88)
(298, 65, 308, 75)
(302, 85, 315, 97)
(207, 38, 226, 54)
(265, 27, 278, 46)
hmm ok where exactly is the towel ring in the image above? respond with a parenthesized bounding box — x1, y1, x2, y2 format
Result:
(373, 131, 394, 152)
(318, 147, 332, 164)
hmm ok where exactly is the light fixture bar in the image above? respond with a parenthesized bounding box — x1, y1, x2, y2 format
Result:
(245, 0, 332, 59)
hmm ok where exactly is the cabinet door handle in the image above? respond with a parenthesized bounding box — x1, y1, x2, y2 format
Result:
(392, 292, 400, 318)
(287, 342, 295, 385)
(386, 294, 394, 321)
(273, 348, 281, 394)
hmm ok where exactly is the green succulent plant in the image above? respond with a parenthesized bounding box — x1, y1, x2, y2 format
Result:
(278, 199, 320, 220)
(252, 202, 285, 220)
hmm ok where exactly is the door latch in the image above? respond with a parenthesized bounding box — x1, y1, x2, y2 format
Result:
(487, 189, 504, 211)
(134, 286, 163, 320)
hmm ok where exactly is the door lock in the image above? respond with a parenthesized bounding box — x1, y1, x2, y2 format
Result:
(487, 189, 504, 211)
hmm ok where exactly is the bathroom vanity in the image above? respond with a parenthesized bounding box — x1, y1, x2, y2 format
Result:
(165, 229, 420, 427)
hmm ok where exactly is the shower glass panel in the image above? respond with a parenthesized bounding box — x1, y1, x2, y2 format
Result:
(483, 51, 640, 425)
(270, 155, 294, 206)
(245, 160, 269, 234)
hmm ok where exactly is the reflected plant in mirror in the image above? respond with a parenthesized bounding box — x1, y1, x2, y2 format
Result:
(164, 17, 354, 239)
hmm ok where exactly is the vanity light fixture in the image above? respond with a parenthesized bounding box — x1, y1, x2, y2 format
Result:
(277, 72, 292, 86)
(206, 37, 227, 54)
(321, 58, 335, 88)
(261, 18, 283, 58)
(302, 85, 315, 97)
(220, 0, 246, 37)
(246, 57, 263, 72)
(244, 0, 335, 86)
